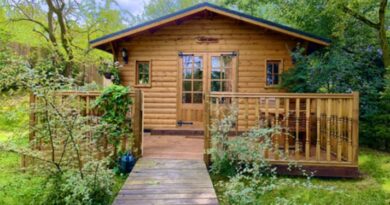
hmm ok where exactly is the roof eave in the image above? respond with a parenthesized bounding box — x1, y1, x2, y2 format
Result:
(90, 3, 331, 49)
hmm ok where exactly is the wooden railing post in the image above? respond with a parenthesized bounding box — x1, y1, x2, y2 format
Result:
(352, 92, 359, 165)
(204, 92, 211, 166)
(29, 93, 36, 142)
(132, 89, 143, 158)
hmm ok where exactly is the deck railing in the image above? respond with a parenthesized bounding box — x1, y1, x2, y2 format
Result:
(26, 90, 143, 167)
(204, 92, 359, 167)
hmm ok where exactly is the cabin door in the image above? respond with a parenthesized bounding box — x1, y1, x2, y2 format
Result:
(178, 52, 236, 128)
(178, 53, 206, 128)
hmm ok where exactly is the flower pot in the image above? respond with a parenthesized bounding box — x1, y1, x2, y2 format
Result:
(118, 153, 136, 174)
(103, 72, 113, 79)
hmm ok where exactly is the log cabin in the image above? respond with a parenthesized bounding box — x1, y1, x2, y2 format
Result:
(90, 3, 360, 177)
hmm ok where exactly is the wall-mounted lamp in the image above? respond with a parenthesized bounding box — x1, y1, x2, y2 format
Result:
(121, 48, 128, 64)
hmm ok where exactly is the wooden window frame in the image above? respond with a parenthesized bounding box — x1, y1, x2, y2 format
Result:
(265, 59, 283, 88)
(135, 60, 152, 88)
(210, 55, 235, 92)
(181, 55, 204, 104)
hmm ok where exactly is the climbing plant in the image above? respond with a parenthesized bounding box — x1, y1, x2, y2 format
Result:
(94, 85, 133, 161)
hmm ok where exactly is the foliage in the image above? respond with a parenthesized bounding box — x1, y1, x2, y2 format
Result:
(361, 88, 390, 151)
(0, 63, 119, 204)
(94, 85, 133, 160)
(43, 161, 114, 205)
(281, 46, 389, 150)
(209, 109, 332, 204)
(1, 0, 133, 77)
(212, 147, 390, 205)
(97, 61, 121, 84)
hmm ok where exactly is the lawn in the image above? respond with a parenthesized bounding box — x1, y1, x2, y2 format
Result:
(212, 148, 390, 205)
(0, 94, 126, 205)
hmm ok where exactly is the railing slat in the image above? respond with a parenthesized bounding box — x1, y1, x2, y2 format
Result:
(295, 98, 300, 160)
(316, 99, 321, 161)
(284, 98, 290, 156)
(305, 98, 310, 160)
(326, 99, 331, 161)
(275, 98, 280, 160)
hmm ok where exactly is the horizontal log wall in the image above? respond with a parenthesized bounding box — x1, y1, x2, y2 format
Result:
(116, 14, 299, 129)
(204, 92, 359, 167)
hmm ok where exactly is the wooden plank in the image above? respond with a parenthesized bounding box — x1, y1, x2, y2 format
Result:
(295, 98, 300, 160)
(352, 92, 359, 165)
(326, 99, 331, 161)
(305, 98, 310, 160)
(112, 158, 218, 205)
(284, 98, 289, 155)
(133, 90, 143, 157)
(316, 99, 321, 161)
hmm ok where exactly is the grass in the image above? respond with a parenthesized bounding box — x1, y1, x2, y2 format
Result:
(212, 148, 390, 205)
(0, 94, 126, 205)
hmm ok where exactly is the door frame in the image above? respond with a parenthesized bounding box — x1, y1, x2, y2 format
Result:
(176, 51, 238, 128)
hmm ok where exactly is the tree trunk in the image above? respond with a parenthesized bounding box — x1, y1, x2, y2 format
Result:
(378, 0, 390, 70)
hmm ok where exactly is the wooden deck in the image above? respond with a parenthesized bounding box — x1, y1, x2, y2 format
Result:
(112, 158, 219, 205)
(143, 133, 204, 160)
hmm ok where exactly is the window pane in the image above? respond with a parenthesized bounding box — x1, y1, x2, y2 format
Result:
(183, 81, 192, 91)
(266, 74, 273, 85)
(143, 63, 149, 74)
(267, 63, 273, 75)
(222, 56, 232, 67)
(211, 67, 220, 79)
(194, 56, 202, 68)
(183, 67, 192, 79)
(139, 75, 148, 84)
(183, 56, 193, 68)
(273, 63, 279, 75)
(193, 93, 202, 104)
(211, 81, 221, 92)
(211, 56, 220, 68)
(182, 93, 192, 103)
(193, 81, 202, 91)
(193, 66, 203, 79)
(274, 74, 279, 85)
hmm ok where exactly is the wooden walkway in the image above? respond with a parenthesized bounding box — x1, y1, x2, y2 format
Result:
(112, 158, 219, 205)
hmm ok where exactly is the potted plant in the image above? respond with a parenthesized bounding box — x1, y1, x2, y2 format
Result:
(98, 61, 121, 84)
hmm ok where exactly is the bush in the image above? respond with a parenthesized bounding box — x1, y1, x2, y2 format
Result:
(42, 161, 114, 205)
(281, 46, 387, 150)
(209, 108, 331, 204)
(94, 85, 133, 161)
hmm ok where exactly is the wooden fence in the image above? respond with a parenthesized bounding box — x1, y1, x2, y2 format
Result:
(204, 92, 359, 167)
(25, 90, 143, 167)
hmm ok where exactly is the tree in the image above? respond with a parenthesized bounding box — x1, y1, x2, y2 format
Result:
(3, 0, 131, 77)
(342, 0, 389, 71)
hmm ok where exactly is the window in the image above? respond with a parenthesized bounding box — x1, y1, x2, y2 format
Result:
(266, 60, 282, 86)
(210, 55, 233, 92)
(182, 56, 203, 104)
(136, 61, 151, 86)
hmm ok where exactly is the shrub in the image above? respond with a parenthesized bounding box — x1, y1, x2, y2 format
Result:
(94, 85, 133, 161)
(209, 108, 333, 204)
(43, 161, 114, 205)
(0, 67, 117, 204)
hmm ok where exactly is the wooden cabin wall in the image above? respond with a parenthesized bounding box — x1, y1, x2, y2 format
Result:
(116, 14, 299, 129)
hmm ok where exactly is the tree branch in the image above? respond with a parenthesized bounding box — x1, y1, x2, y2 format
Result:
(343, 6, 380, 30)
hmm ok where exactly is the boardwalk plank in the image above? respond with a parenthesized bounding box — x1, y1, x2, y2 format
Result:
(112, 158, 219, 205)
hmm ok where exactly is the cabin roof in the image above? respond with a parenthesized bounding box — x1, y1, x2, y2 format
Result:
(90, 2, 331, 49)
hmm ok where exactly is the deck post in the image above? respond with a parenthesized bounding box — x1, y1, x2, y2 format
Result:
(29, 93, 36, 142)
(352, 91, 359, 165)
(204, 92, 211, 166)
(132, 89, 143, 158)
